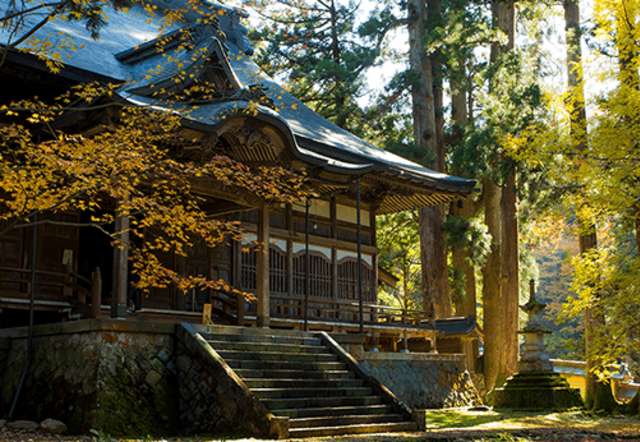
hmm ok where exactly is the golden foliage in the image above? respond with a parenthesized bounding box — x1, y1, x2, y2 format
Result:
(0, 83, 310, 298)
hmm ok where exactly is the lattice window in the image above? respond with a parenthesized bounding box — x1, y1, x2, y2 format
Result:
(292, 252, 332, 298)
(241, 244, 288, 294)
(240, 246, 256, 292)
(270, 245, 287, 295)
(337, 258, 374, 302)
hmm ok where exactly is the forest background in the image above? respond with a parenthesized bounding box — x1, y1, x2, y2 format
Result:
(245, 0, 640, 411)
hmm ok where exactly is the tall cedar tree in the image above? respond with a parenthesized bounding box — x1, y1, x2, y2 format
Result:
(445, 0, 483, 368)
(249, 0, 387, 132)
(407, 0, 452, 320)
(482, 0, 519, 391)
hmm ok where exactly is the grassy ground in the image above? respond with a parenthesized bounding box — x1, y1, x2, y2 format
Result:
(425, 408, 640, 435)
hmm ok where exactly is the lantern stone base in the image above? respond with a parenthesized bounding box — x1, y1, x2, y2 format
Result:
(493, 372, 583, 411)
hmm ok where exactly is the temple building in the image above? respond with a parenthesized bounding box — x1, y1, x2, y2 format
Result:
(0, 1, 488, 437)
(0, 0, 478, 356)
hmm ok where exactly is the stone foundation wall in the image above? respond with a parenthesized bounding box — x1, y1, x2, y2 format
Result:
(175, 324, 285, 438)
(358, 352, 482, 409)
(0, 320, 483, 437)
(0, 320, 177, 436)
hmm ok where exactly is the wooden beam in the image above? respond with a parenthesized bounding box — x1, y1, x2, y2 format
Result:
(190, 178, 263, 209)
(256, 204, 270, 327)
(241, 223, 377, 255)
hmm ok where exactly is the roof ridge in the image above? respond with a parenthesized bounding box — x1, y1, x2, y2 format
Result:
(147, 0, 253, 55)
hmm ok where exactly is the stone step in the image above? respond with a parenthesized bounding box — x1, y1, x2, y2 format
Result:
(288, 421, 417, 438)
(253, 387, 372, 399)
(208, 340, 327, 354)
(217, 350, 337, 363)
(261, 395, 384, 410)
(276, 404, 394, 419)
(225, 359, 346, 371)
(204, 332, 322, 346)
(234, 368, 353, 380)
(289, 413, 406, 429)
(198, 326, 414, 438)
(243, 378, 363, 388)
(202, 325, 317, 339)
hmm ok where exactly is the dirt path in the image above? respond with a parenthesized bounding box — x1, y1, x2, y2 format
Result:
(2, 428, 640, 442)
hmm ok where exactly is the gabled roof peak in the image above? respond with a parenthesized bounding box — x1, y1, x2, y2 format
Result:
(147, 0, 254, 55)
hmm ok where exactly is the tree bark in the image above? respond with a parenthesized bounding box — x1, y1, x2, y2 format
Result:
(420, 207, 451, 317)
(483, 0, 518, 391)
(431, 0, 446, 173)
(482, 177, 503, 390)
(451, 77, 468, 144)
(563, 0, 614, 410)
(451, 201, 477, 317)
(408, 0, 450, 319)
(450, 65, 476, 318)
(501, 163, 519, 377)
(329, 0, 347, 128)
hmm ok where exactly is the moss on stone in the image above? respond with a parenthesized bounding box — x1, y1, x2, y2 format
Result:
(493, 372, 583, 411)
(95, 363, 177, 437)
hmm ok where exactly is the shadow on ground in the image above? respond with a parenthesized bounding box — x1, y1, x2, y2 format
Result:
(2, 410, 640, 441)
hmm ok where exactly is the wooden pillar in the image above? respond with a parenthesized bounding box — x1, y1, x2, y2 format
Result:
(232, 240, 244, 325)
(286, 239, 294, 297)
(356, 178, 364, 333)
(111, 212, 129, 318)
(286, 204, 294, 299)
(286, 203, 294, 235)
(256, 204, 270, 327)
(462, 337, 477, 372)
(90, 267, 102, 319)
(303, 199, 311, 331)
(370, 206, 378, 309)
(330, 197, 338, 319)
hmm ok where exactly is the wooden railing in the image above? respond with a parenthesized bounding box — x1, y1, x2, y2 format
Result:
(0, 265, 93, 307)
(241, 294, 431, 328)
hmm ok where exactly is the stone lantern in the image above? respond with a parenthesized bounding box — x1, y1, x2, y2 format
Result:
(518, 279, 553, 373)
(493, 280, 583, 410)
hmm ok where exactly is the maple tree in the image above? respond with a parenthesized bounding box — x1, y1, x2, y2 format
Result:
(0, 1, 311, 300)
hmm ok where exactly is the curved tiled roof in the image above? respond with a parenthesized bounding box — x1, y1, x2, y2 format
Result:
(0, 0, 475, 199)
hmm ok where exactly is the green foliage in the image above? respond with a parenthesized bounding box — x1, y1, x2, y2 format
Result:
(565, 243, 640, 376)
(248, 0, 391, 132)
(376, 211, 422, 310)
(444, 214, 490, 265)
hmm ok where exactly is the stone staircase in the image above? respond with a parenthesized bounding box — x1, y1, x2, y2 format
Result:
(200, 326, 417, 438)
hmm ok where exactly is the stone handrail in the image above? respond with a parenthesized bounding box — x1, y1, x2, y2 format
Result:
(177, 323, 289, 439)
(318, 331, 414, 419)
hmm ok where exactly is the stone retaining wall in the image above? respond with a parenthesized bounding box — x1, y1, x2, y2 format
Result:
(0, 320, 482, 438)
(0, 320, 287, 438)
(0, 320, 177, 436)
(175, 324, 286, 438)
(358, 352, 482, 409)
